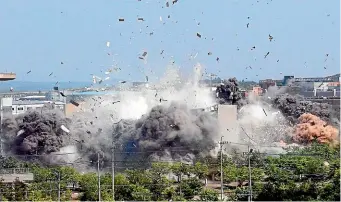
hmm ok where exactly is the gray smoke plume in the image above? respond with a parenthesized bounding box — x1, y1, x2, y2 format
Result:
(2, 105, 71, 159)
(113, 101, 219, 165)
(216, 77, 246, 107)
(271, 93, 340, 126)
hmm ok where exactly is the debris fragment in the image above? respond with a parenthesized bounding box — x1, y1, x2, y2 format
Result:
(142, 51, 148, 57)
(160, 50, 164, 54)
(166, 2, 169, 7)
(251, 46, 256, 50)
(61, 62, 64, 65)
(172, 0, 178, 4)
(264, 52, 270, 58)
(70, 100, 80, 107)
(159, 98, 168, 102)
(216, 57, 220, 62)
(137, 17, 144, 21)
(262, 108, 268, 116)
(247, 23, 249, 28)
(120, 81, 127, 84)
(196, 33, 201, 38)
(146, 76, 149, 82)
(27, 70, 31, 74)
(118, 18, 125, 22)
(49, 72, 53, 76)
(277, 59, 279, 62)
(112, 101, 121, 104)
(268, 34, 273, 42)
(208, 52, 212, 55)
(61, 125, 70, 134)
(17, 129, 25, 136)
(106, 41, 110, 47)
(60, 92, 66, 97)
(160, 16, 163, 21)
(105, 77, 110, 80)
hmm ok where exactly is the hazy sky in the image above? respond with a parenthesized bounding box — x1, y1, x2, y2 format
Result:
(0, 0, 339, 83)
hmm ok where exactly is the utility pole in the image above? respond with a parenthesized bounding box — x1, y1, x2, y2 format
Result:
(247, 146, 253, 202)
(57, 171, 61, 202)
(0, 97, 4, 157)
(220, 136, 224, 201)
(97, 153, 101, 202)
(111, 141, 115, 201)
(219, 137, 230, 201)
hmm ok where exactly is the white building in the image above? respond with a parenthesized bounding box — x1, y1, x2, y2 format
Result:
(0, 97, 66, 116)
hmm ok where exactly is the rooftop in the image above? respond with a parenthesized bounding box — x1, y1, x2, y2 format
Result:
(12, 100, 65, 105)
(0, 73, 16, 81)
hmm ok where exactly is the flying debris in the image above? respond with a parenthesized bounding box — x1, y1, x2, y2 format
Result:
(146, 76, 149, 82)
(17, 129, 25, 137)
(61, 62, 64, 65)
(251, 46, 256, 50)
(172, 0, 178, 4)
(70, 100, 80, 107)
(196, 33, 202, 38)
(119, 18, 125, 22)
(247, 23, 249, 28)
(60, 92, 66, 97)
(216, 57, 220, 62)
(277, 59, 279, 62)
(269, 34, 273, 42)
(61, 125, 70, 134)
(105, 77, 110, 80)
(159, 98, 168, 102)
(166, 2, 169, 7)
(27, 70, 31, 74)
(208, 52, 212, 55)
(262, 108, 268, 116)
(160, 16, 163, 21)
(112, 101, 121, 104)
(106, 41, 110, 47)
(137, 17, 144, 21)
(160, 50, 164, 54)
(120, 81, 127, 84)
(49, 72, 53, 76)
(264, 52, 270, 58)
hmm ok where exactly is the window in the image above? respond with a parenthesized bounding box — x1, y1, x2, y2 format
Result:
(18, 107, 24, 110)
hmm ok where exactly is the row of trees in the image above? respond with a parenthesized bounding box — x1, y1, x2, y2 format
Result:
(0, 142, 340, 201)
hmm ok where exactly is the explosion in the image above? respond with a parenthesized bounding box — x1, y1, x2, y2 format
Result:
(294, 113, 339, 145)
(1, 64, 339, 168)
(2, 106, 71, 157)
(113, 101, 219, 164)
(271, 93, 339, 126)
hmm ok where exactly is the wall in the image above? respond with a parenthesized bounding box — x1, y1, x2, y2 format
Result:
(217, 105, 238, 142)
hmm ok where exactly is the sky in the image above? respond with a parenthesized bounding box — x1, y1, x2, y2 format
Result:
(0, 0, 339, 83)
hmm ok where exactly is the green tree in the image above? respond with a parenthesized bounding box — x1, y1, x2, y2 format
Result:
(199, 188, 219, 201)
(192, 162, 209, 179)
(177, 177, 203, 200)
(131, 185, 152, 201)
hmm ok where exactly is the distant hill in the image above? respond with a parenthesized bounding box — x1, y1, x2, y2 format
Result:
(0, 81, 92, 92)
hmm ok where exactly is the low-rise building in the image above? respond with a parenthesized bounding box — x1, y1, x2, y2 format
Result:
(0, 97, 66, 116)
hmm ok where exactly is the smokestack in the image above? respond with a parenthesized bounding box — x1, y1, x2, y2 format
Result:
(313, 89, 317, 97)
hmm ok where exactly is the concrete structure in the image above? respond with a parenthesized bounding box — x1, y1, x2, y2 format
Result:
(0, 73, 16, 81)
(217, 105, 238, 142)
(0, 168, 34, 183)
(0, 97, 66, 115)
